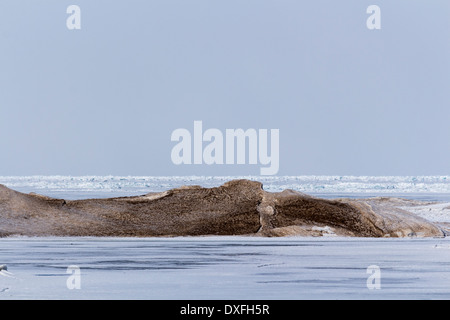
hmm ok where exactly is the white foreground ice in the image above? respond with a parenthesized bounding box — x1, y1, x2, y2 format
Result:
(1, 236, 450, 300)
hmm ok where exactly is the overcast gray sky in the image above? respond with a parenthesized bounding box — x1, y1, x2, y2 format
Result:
(0, 1, 449, 176)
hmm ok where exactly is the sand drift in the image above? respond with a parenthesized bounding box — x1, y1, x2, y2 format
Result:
(0, 179, 449, 238)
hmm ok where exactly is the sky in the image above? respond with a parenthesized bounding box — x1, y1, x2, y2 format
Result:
(0, 1, 449, 176)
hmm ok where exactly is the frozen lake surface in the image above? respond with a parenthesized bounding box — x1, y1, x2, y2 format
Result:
(1, 236, 450, 300)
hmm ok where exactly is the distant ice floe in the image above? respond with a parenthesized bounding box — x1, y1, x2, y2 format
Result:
(1, 175, 450, 196)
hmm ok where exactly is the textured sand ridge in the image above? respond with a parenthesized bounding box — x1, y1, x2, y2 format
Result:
(0, 180, 446, 237)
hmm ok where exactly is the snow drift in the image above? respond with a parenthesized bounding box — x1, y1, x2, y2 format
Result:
(0, 180, 446, 238)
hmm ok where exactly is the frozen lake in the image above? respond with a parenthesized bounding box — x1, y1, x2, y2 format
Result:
(1, 236, 450, 300)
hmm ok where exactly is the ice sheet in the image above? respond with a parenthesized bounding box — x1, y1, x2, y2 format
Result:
(1, 237, 450, 300)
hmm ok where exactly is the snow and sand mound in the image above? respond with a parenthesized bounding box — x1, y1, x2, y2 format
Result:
(0, 179, 448, 238)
